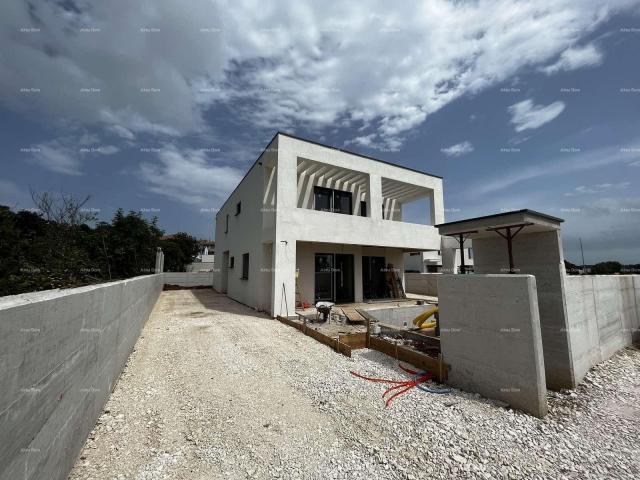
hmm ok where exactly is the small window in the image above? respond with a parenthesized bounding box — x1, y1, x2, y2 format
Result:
(241, 253, 249, 280)
(225, 214, 229, 233)
(468, 248, 473, 259)
(360, 201, 367, 217)
(229, 256, 234, 268)
(235, 201, 242, 216)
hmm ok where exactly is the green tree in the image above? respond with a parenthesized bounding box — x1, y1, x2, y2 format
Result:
(160, 232, 199, 271)
(107, 209, 163, 277)
(590, 261, 622, 275)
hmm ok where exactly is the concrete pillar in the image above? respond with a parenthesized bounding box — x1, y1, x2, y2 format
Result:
(369, 173, 382, 221)
(441, 237, 457, 274)
(271, 239, 296, 317)
(272, 136, 298, 317)
(430, 183, 445, 225)
(155, 247, 163, 273)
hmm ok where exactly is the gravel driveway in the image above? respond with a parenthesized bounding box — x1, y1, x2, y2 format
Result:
(69, 289, 640, 479)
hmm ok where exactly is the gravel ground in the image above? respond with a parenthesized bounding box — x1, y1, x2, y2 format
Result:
(69, 289, 640, 480)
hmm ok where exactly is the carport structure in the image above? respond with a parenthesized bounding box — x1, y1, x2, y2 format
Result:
(436, 209, 564, 275)
(436, 209, 577, 392)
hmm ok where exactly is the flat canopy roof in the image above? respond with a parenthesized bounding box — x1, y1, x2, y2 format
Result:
(435, 209, 564, 239)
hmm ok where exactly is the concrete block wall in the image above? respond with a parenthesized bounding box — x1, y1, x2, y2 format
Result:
(405, 272, 439, 296)
(564, 275, 640, 383)
(163, 271, 214, 287)
(473, 230, 575, 390)
(438, 274, 548, 417)
(0, 275, 163, 480)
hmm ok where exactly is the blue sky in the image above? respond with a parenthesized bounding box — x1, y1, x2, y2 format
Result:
(1, 0, 639, 263)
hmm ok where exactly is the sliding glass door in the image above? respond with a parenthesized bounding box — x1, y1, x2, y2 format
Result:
(314, 253, 354, 303)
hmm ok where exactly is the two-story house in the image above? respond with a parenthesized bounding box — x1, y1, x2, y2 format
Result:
(213, 132, 444, 317)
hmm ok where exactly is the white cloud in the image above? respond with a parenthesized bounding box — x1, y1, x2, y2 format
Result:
(441, 141, 474, 157)
(541, 43, 604, 75)
(565, 182, 630, 196)
(469, 139, 640, 195)
(1, 0, 638, 150)
(138, 146, 243, 205)
(508, 99, 565, 132)
(28, 135, 120, 175)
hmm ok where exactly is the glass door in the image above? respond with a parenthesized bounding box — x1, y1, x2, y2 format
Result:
(314, 253, 334, 302)
(362, 256, 386, 299)
(334, 254, 354, 303)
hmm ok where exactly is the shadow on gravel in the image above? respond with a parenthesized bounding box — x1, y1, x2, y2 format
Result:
(356, 348, 402, 370)
(190, 288, 272, 319)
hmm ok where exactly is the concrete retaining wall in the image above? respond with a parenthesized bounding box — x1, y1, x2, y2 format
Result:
(564, 275, 640, 383)
(438, 274, 548, 417)
(473, 230, 574, 390)
(163, 271, 213, 287)
(405, 272, 439, 296)
(186, 262, 215, 272)
(0, 275, 163, 480)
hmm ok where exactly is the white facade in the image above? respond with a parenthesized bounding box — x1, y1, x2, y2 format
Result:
(213, 133, 444, 316)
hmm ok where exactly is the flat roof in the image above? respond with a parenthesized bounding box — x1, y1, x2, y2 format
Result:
(435, 209, 564, 239)
(216, 131, 442, 217)
(278, 132, 442, 179)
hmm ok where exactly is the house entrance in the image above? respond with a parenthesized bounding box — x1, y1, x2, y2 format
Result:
(314, 253, 355, 303)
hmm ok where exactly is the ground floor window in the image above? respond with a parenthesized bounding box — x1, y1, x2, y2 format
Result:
(241, 253, 249, 280)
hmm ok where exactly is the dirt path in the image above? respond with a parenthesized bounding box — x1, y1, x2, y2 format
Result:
(69, 289, 640, 479)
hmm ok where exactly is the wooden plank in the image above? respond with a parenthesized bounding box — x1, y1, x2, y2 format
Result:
(276, 315, 304, 332)
(340, 306, 365, 323)
(306, 326, 338, 350)
(336, 341, 352, 357)
(338, 332, 367, 349)
(369, 336, 448, 382)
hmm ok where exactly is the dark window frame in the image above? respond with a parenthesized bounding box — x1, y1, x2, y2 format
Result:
(359, 200, 367, 217)
(241, 253, 249, 280)
(313, 186, 353, 215)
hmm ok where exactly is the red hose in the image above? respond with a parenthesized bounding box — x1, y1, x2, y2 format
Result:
(350, 365, 433, 407)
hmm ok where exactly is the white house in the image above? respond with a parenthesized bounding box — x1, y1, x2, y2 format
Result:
(213, 132, 444, 317)
(404, 241, 474, 273)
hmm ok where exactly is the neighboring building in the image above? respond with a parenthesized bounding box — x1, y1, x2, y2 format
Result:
(186, 241, 215, 272)
(213, 132, 444, 316)
(404, 243, 474, 273)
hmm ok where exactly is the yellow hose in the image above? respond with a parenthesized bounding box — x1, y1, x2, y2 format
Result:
(412, 306, 439, 328)
(420, 321, 437, 330)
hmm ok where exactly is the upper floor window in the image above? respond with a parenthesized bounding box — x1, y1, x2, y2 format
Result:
(313, 186, 352, 215)
(359, 201, 367, 217)
(235, 202, 242, 216)
(225, 214, 229, 233)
